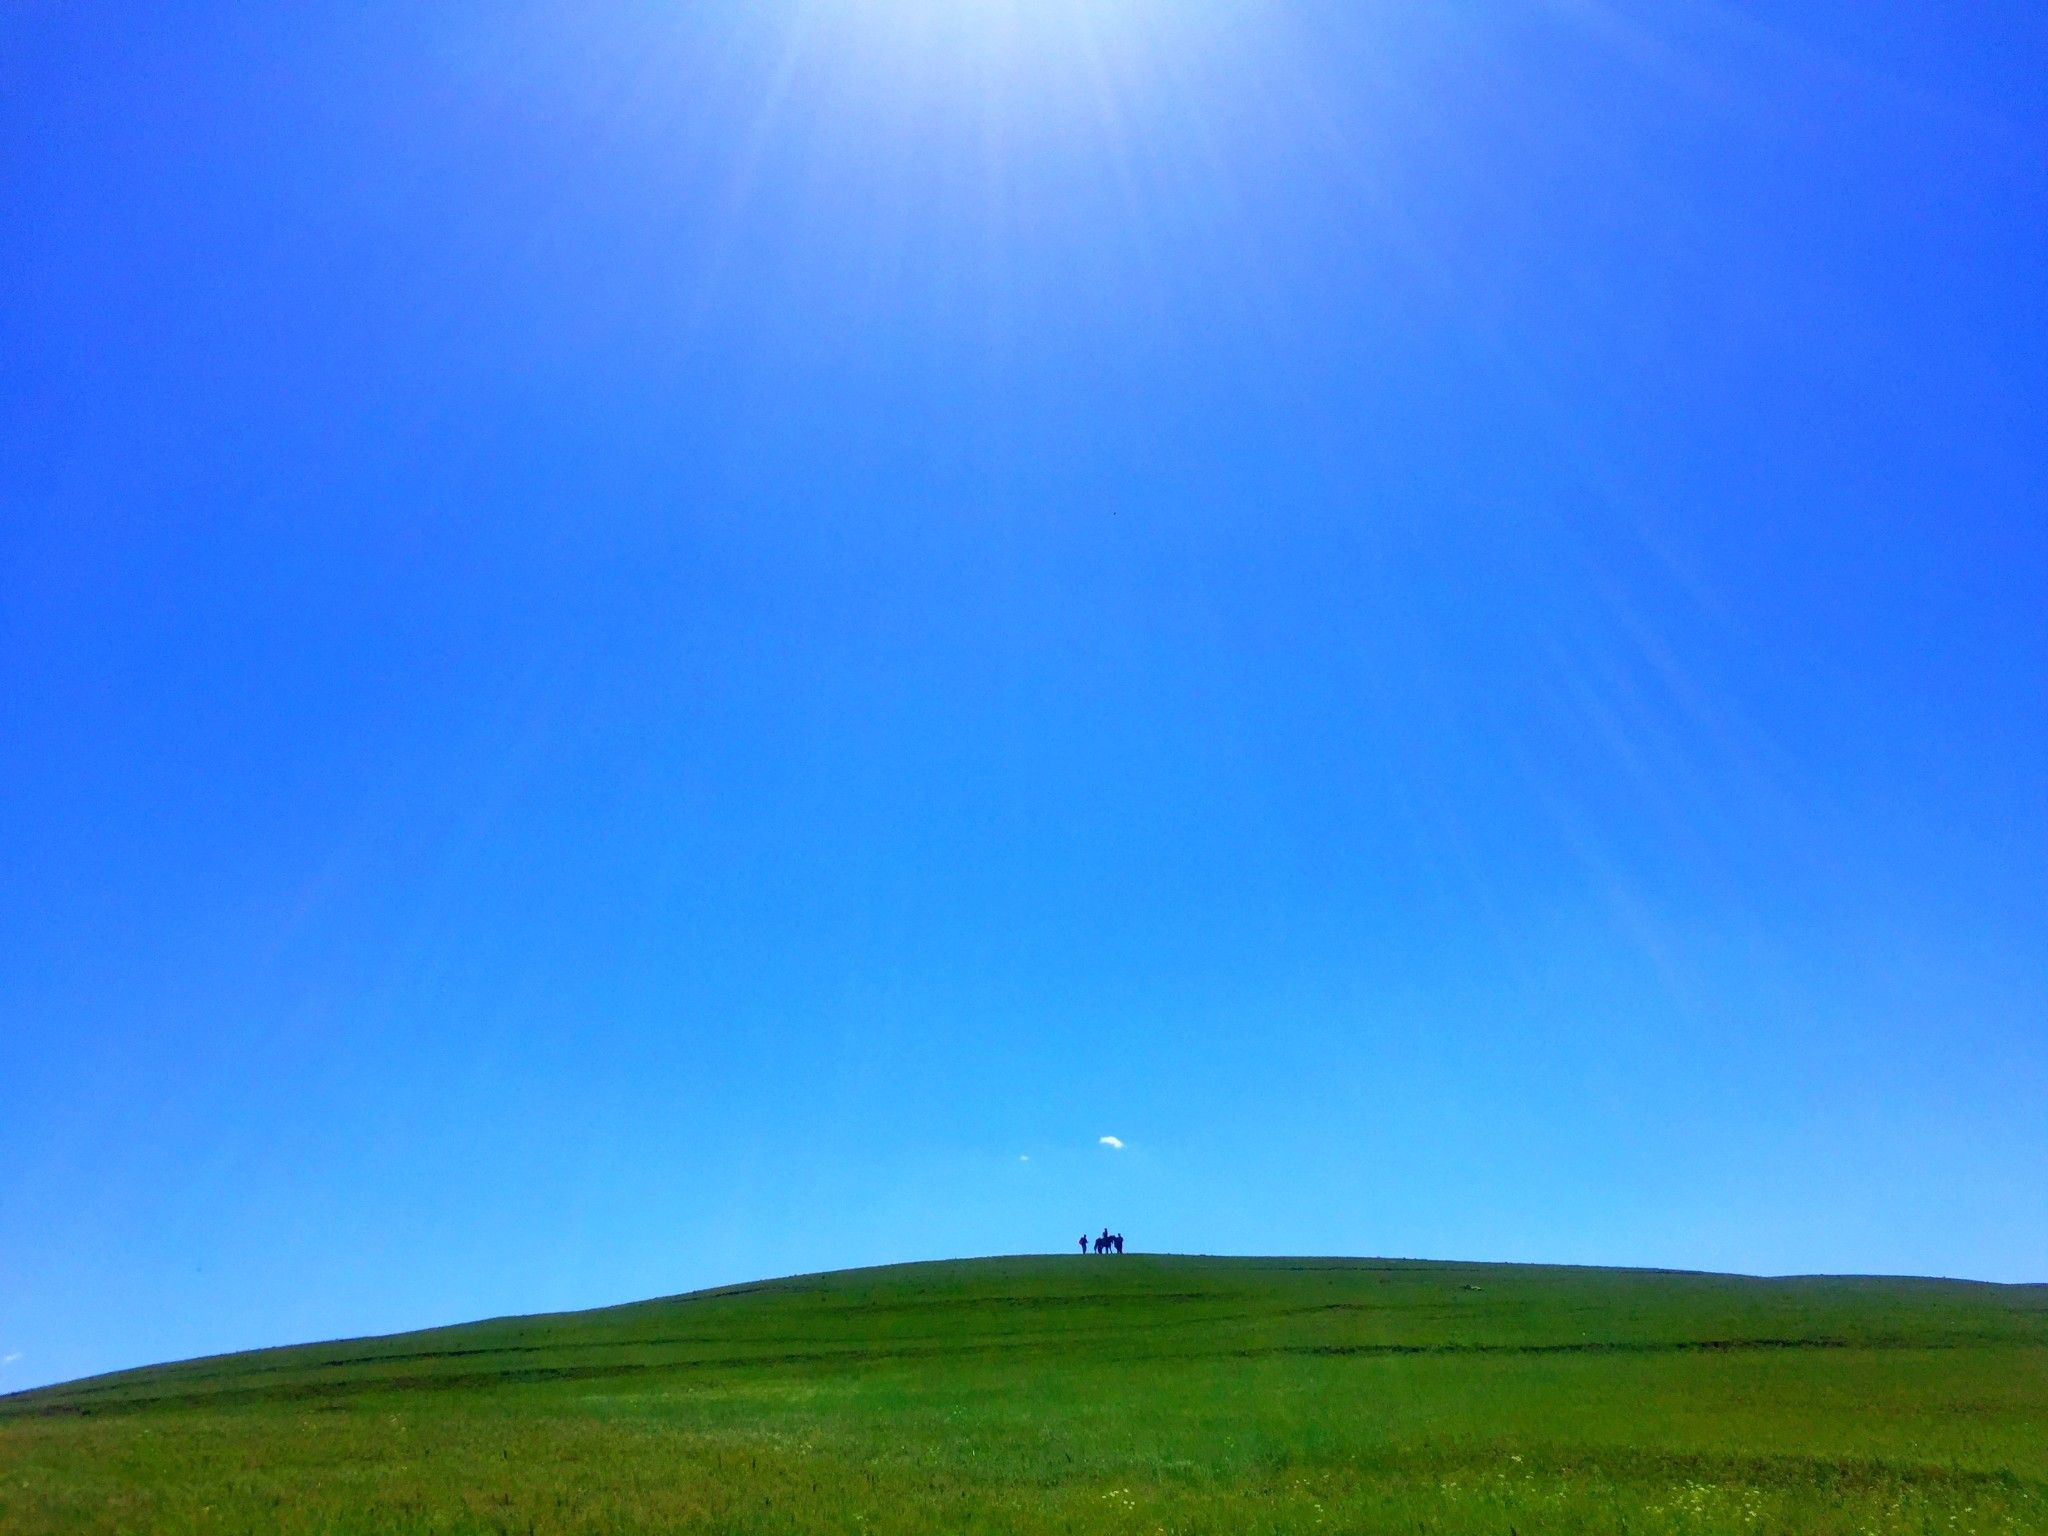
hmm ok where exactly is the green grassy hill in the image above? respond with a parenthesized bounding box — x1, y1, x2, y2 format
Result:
(4, 1255, 2044, 1534)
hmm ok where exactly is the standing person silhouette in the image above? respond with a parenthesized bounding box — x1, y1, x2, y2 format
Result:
(1078, 1233, 1088, 1255)
(1113, 1233, 1124, 1255)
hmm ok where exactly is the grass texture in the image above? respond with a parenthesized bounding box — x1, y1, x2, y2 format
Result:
(3, 1255, 2044, 1533)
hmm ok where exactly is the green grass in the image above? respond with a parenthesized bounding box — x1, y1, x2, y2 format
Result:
(4, 1255, 2044, 1533)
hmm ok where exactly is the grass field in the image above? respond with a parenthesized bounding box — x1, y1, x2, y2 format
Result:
(3, 1255, 2044, 1534)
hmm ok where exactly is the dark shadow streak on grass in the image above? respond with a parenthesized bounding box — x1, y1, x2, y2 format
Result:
(21, 1334, 2030, 1421)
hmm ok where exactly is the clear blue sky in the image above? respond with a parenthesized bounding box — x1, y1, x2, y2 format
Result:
(3, 1, 2044, 1394)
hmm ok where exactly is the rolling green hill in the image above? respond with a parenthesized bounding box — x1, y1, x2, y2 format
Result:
(4, 1255, 2044, 1534)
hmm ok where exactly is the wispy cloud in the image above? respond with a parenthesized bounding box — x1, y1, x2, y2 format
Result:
(1098, 1135, 1124, 1150)
(1, 1352, 20, 1367)
(1018, 1154, 1030, 1163)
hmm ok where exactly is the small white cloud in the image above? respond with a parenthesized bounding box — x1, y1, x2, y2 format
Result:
(1, 1352, 20, 1367)
(1098, 1135, 1124, 1150)
(1018, 1154, 1030, 1163)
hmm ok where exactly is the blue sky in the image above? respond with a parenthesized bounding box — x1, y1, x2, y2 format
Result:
(3, 1, 2044, 1393)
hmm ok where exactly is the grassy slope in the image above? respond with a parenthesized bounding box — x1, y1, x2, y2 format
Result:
(2, 1255, 2044, 1534)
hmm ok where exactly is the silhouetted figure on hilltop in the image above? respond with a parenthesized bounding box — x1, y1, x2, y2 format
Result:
(1078, 1233, 1088, 1255)
(1113, 1233, 1124, 1255)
